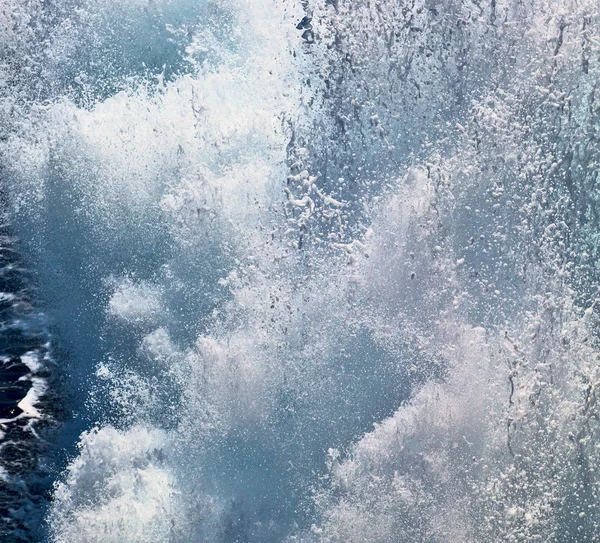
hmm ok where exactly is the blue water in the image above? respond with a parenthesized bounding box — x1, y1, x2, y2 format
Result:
(2, 0, 600, 541)
(0, 203, 57, 542)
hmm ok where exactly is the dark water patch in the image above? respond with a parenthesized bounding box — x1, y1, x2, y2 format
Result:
(0, 212, 61, 542)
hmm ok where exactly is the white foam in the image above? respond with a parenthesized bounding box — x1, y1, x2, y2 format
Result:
(139, 328, 177, 363)
(0, 292, 17, 303)
(49, 426, 187, 543)
(107, 279, 163, 326)
(20, 351, 43, 372)
(17, 377, 46, 419)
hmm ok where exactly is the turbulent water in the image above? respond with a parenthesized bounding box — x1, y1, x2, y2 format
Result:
(2, 0, 600, 541)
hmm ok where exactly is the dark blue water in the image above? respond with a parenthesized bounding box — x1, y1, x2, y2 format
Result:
(0, 205, 58, 542)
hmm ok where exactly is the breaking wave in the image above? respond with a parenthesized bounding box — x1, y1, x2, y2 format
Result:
(2, 0, 600, 541)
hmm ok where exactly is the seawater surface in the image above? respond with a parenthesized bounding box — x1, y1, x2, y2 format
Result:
(2, 0, 600, 542)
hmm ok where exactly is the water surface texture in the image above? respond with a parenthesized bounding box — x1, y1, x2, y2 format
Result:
(2, 0, 600, 542)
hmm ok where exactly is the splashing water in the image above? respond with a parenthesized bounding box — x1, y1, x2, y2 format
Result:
(2, 0, 600, 541)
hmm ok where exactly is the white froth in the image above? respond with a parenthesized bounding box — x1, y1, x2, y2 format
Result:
(50, 426, 181, 543)
(107, 279, 163, 325)
(17, 377, 46, 419)
(20, 351, 43, 372)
